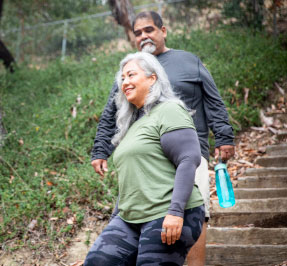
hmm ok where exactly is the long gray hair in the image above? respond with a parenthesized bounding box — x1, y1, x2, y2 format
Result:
(111, 52, 186, 146)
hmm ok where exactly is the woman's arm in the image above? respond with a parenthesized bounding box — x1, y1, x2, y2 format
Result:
(161, 128, 201, 216)
(160, 128, 201, 245)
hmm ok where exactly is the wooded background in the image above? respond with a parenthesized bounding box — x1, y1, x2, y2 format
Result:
(1, 0, 287, 70)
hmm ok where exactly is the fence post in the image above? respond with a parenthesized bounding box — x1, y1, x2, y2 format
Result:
(157, 0, 163, 17)
(16, 25, 21, 62)
(61, 21, 68, 61)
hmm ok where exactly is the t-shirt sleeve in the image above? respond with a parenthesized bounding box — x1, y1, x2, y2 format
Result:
(158, 102, 195, 136)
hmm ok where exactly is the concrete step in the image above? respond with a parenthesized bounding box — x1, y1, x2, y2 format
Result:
(266, 144, 287, 156)
(211, 198, 287, 213)
(210, 198, 287, 227)
(210, 212, 287, 227)
(245, 167, 287, 177)
(207, 227, 287, 245)
(206, 244, 287, 266)
(236, 175, 287, 188)
(255, 155, 287, 167)
(278, 130, 287, 141)
(234, 188, 287, 199)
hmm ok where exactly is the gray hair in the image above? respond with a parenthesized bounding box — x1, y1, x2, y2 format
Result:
(112, 52, 186, 146)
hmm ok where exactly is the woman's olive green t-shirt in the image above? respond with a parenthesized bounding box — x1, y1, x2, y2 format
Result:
(113, 102, 204, 223)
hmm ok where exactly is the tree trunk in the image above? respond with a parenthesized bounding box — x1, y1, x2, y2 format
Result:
(0, 40, 15, 72)
(0, 0, 15, 72)
(108, 0, 136, 47)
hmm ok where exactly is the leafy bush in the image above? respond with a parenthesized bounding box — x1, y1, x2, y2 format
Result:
(167, 27, 287, 130)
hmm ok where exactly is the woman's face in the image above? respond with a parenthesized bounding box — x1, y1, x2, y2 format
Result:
(121, 60, 156, 109)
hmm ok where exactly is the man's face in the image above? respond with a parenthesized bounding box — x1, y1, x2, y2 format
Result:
(133, 18, 167, 56)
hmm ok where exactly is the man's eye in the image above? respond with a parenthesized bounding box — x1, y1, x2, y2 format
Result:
(129, 73, 134, 77)
(145, 27, 154, 33)
(134, 31, 141, 37)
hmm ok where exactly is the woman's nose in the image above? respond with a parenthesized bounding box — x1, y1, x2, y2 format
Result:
(122, 77, 129, 87)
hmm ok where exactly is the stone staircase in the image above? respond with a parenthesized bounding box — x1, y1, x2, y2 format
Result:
(206, 143, 287, 266)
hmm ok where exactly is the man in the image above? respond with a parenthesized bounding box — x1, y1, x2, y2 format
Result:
(91, 11, 235, 266)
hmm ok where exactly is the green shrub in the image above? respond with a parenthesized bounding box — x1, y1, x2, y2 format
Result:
(167, 27, 287, 130)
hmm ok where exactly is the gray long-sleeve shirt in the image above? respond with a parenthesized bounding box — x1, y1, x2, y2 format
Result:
(91, 49, 234, 161)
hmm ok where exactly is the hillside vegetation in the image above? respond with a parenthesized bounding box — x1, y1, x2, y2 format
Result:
(0, 27, 287, 253)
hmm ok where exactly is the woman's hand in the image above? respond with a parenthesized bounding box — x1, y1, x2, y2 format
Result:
(161, 214, 183, 245)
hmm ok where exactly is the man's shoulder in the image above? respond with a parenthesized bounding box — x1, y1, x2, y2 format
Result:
(169, 49, 198, 59)
(161, 49, 199, 65)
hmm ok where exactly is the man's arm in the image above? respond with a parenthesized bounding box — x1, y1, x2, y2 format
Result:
(198, 59, 235, 160)
(90, 82, 118, 174)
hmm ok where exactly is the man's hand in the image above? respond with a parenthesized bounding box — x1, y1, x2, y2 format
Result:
(161, 215, 183, 245)
(215, 145, 235, 162)
(91, 159, 108, 177)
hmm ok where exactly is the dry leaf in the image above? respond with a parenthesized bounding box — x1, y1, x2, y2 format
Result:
(93, 114, 99, 122)
(244, 88, 249, 104)
(9, 175, 15, 184)
(238, 159, 253, 167)
(268, 127, 278, 134)
(62, 207, 70, 213)
(71, 106, 77, 118)
(67, 217, 75, 225)
(69, 260, 84, 266)
(260, 110, 273, 127)
(28, 219, 37, 230)
(275, 82, 285, 95)
(76, 94, 82, 105)
(49, 171, 58, 175)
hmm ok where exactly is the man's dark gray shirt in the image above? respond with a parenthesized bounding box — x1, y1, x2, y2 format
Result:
(91, 49, 234, 161)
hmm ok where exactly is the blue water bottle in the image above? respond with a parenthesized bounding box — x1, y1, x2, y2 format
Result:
(215, 160, 235, 208)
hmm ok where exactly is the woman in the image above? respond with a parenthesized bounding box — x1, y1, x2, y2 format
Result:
(84, 52, 205, 266)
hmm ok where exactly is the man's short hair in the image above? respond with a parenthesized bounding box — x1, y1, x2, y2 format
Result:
(132, 11, 163, 31)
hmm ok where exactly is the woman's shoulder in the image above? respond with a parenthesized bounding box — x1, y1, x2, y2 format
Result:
(152, 101, 192, 123)
(152, 102, 195, 134)
(155, 101, 187, 115)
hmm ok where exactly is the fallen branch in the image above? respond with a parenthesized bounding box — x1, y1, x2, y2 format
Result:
(0, 155, 29, 186)
(275, 82, 285, 95)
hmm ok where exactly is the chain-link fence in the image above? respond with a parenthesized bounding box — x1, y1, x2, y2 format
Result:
(1, 0, 286, 64)
(0, 1, 182, 63)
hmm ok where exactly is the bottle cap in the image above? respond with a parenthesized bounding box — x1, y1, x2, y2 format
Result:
(215, 163, 227, 171)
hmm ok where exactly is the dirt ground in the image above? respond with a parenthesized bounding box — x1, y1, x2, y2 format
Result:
(0, 220, 108, 266)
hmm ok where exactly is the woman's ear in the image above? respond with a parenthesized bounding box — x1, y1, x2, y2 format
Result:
(150, 73, 157, 86)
